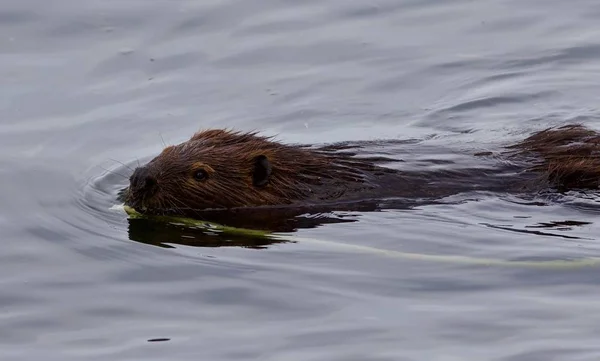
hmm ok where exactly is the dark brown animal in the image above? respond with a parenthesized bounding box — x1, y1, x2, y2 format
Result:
(507, 124, 600, 190)
(123, 124, 600, 225)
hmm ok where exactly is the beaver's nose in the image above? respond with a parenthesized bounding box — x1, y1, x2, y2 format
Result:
(130, 166, 158, 194)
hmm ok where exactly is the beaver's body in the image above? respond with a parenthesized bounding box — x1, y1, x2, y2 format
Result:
(123, 124, 600, 225)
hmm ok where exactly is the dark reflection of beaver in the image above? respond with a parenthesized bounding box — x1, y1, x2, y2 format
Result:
(123, 124, 600, 228)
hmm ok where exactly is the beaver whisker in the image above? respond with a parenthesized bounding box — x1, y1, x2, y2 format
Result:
(100, 166, 128, 180)
(157, 194, 181, 215)
(165, 194, 185, 214)
(158, 132, 168, 149)
(109, 158, 135, 172)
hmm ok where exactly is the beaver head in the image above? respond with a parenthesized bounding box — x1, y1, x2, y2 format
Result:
(124, 129, 379, 216)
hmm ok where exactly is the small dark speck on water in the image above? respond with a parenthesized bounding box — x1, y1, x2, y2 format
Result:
(147, 338, 171, 343)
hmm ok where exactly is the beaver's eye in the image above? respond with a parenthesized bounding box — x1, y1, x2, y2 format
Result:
(193, 169, 208, 181)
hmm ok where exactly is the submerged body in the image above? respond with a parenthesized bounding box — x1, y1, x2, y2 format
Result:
(123, 124, 600, 225)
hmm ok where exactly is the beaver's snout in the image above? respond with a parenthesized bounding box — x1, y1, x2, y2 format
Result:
(129, 166, 158, 201)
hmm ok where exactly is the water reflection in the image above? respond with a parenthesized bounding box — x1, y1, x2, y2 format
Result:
(481, 222, 590, 240)
(126, 216, 290, 249)
(123, 197, 375, 249)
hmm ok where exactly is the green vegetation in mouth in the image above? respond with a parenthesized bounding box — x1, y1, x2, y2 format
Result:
(122, 205, 600, 270)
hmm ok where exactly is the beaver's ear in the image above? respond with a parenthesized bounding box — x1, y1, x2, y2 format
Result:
(252, 155, 272, 187)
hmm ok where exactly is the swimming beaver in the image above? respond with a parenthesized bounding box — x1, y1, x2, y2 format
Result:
(123, 124, 600, 224)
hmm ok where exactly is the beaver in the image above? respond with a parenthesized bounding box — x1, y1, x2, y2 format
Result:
(123, 124, 600, 227)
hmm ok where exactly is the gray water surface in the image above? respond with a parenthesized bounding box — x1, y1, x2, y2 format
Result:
(3, 0, 600, 360)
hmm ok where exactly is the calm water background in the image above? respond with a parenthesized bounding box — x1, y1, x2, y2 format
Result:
(3, 0, 600, 360)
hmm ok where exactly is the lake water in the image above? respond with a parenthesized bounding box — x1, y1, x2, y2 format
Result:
(3, 0, 600, 360)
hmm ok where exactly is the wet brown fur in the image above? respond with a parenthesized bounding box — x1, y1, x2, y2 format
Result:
(125, 124, 600, 219)
(507, 124, 600, 190)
